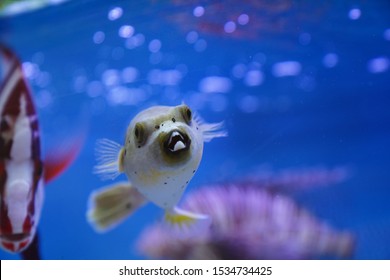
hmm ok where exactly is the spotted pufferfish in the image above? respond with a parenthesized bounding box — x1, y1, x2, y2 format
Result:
(87, 104, 227, 231)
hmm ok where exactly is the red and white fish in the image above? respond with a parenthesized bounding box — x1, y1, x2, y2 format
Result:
(0, 45, 81, 255)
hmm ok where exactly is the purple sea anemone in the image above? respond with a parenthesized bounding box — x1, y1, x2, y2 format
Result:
(137, 184, 354, 259)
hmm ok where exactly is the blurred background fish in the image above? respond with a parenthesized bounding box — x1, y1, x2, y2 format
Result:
(0, 45, 83, 259)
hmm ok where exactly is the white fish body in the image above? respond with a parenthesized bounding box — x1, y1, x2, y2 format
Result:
(0, 46, 44, 254)
(88, 104, 227, 231)
(0, 46, 83, 256)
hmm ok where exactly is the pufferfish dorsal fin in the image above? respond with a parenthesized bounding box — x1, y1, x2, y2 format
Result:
(93, 138, 125, 180)
(193, 112, 228, 142)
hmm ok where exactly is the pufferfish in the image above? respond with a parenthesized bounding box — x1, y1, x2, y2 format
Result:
(87, 104, 227, 231)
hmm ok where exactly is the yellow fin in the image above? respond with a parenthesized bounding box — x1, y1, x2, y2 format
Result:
(87, 182, 147, 232)
(164, 207, 209, 227)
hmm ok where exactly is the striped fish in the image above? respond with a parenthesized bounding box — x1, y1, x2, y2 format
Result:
(0, 45, 81, 256)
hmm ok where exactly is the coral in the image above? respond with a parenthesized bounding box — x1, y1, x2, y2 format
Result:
(137, 184, 354, 259)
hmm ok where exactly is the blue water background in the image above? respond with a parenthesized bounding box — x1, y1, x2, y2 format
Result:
(0, 0, 389, 259)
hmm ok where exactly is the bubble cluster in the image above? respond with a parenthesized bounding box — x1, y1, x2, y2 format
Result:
(185, 31, 207, 52)
(224, 21, 236, 33)
(367, 57, 389, 74)
(237, 14, 249, 25)
(118, 25, 134, 38)
(86, 81, 104, 98)
(244, 70, 264, 87)
(238, 95, 259, 113)
(186, 31, 198, 44)
(384, 29, 390, 41)
(148, 69, 182, 86)
(122, 67, 139, 83)
(106, 86, 146, 106)
(21, 54, 55, 109)
(148, 39, 162, 53)
(323, 53, 339, 68)
(199, 76, 232, 94)
(193, 6, 204, 17)
(82, 3, 387, 117)
(272, 61, 302, 77)
(348, 8, 361, 20)
(102, 69, 121, 87)
(93, 31, 105, 44)
(108, 7, 123, 21)
(231, 63, 247, 79)
(22, 62, 40, 80)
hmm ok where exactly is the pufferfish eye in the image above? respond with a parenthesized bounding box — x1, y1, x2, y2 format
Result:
(134, 122, 147, 146)
(179, 105, 192, 124)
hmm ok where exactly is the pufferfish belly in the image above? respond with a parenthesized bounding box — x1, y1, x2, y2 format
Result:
(129, 162, 199, 209)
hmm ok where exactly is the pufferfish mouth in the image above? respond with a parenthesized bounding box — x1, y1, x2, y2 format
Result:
(164, 130, 191, 154)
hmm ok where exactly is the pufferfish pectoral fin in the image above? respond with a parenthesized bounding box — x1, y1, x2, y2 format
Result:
(93, 138, 125, 181)
(164, 207, 209, 227)
(87, 182, 147, 232)
(193, 112, 228, 142)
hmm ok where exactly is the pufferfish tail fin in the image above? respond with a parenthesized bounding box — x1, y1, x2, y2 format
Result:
(87, 182, 147, 232)
(193, 112, 228, 142)
(165, 207, 209, 227)
(93, 138, 125, 181)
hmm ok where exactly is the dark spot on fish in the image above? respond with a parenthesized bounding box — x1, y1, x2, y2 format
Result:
(196, 127, 199, 130)
(161, 123, 164, 126)
(134, 171, 137, 174)
(186, 181, 188, 184)
(181, 185, 185, 189)
(138, 145, 141, 148)
(164, 182, 167, 185)
(126, 203, 132, 209)
(0, 119, 9, 130)
(35, 161, 43, 177)
(192, 170, 196, 173)
(155, 125, 159, 129)
(172, 117, 176, 123)
(124, 149, 127, 155)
